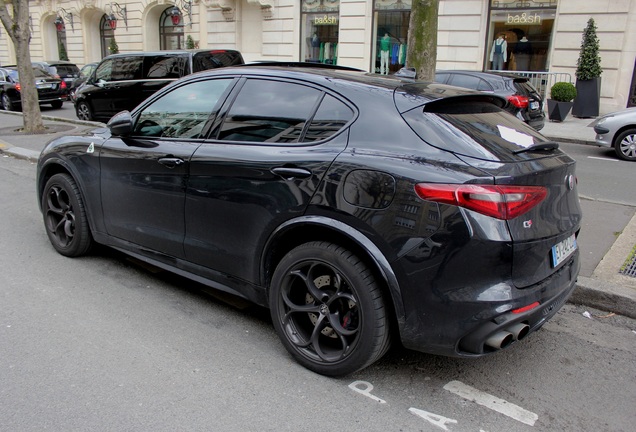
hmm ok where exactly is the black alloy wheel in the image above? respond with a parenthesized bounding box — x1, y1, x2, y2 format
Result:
(42, 173, 93, 257)
(269, 241, 391, 376)
(2, 93, 14, 111)
(614, 128, 636, 161)
(76, 101, 93, 121)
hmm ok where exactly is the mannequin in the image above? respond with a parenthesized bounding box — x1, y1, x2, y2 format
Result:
(514, 36, 532, 71)
(489, 34, 507, 70)
(380, 33, 391, 75)
(311, 32, 320, 61)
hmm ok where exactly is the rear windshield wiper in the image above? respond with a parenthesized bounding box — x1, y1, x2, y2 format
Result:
(512, 141, 559, 154)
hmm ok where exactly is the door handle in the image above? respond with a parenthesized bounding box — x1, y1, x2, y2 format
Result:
(158, 157, 185, 169)
(271, 167, 312, 180)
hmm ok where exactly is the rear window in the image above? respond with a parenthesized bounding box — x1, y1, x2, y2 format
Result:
(192, 51, 244, 72)
(55, 65, 80, 76)
(403, 100, 548, 162)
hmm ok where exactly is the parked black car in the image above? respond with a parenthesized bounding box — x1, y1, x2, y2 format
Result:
(73, 49, 244, 122)
(32, 60, 81, 89)
(0, 66, 67, 111)
(37, 65, 581, 376)
(69, 62, 99, 100)
(435, 70, 546, 130)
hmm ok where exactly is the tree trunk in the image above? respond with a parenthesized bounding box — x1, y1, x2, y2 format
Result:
(406, 0, 439, 81)
(0, 0, 45, 134)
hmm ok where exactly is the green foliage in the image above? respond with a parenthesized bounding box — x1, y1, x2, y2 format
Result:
(550, 82, 577, 102)
(575, 18, 602, 80)
(58, 42, 69, 61)
(108, 38, 119, 54)
(186, 35, 195, 49)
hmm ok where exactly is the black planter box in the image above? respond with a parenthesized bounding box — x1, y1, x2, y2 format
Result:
(572, 77, 601, 118)
(547, 99, 574, 122)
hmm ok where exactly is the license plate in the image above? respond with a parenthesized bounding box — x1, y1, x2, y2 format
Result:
(530, 101, 539, 110)
(551, 234, 577, 267)
(37, 83, 53, 89)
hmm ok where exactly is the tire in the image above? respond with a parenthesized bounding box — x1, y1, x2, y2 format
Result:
(76, 101, 93, 121)
(269, 241, 391, 376)
(51, 100, 63, 109)
(2, 93, 14, 111)
(614, 128, 636, 161)
(41, 173, 93, 257)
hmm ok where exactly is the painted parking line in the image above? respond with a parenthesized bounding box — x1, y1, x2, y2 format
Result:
(588, 156, 618, 161)
(443, 380, 538, 426)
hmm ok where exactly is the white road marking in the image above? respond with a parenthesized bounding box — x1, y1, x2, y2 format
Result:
(408, 408, 458, 430)
(443, 380, 538, 426)
(588, 156, 617, 161)
(348, 380, 386, 404)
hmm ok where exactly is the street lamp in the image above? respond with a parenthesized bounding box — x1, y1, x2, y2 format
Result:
(54, 8, 74, 32)
(108, 2, 128, 30)
(169, 0, 193, 27)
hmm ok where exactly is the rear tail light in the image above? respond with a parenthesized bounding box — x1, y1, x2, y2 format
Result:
(15, 83, 21, 92)
(507, 95, 529, 109)
(60, 81, 67, 89)
(414, 184, 547, 220)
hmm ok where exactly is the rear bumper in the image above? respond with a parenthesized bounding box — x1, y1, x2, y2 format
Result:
(397, 250, 580, 357)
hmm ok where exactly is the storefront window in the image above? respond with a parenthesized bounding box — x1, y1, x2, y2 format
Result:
(372, 0, 411, 75)
(301, 0, 340, 64)
(487, 0, 558, 72)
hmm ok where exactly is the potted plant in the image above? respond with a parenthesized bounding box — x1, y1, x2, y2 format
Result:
(572, 18, 602, 118)
(547, 82, 577, 122)
(186, 35, 195, 49)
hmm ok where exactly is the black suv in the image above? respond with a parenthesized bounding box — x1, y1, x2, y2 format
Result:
(32, 60, 81, 91)
(435, 70, 545, 130)
(38, 64, 580, 376)
(73, 49, 244, 122)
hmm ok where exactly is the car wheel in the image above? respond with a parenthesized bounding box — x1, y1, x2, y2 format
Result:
(42, 173, 93, 257)
(269, 241, 391, 376)
(76, 101, 93, 121)
(2, 93, 14, 111)
(614, 128, 636, 161)
(51, 100, 63, 109)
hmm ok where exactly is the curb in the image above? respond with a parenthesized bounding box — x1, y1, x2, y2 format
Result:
(571, 276, 636, 319)
(0, 141, 40, 162)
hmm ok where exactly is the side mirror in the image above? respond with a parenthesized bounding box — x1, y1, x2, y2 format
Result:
(107, 111, 133, 137)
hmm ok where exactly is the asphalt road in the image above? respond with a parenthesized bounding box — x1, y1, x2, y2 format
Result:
(1, 142, 635, 431)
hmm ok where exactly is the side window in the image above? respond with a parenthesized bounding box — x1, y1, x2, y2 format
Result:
(94, 59, 113, 82)
(111, 57, 143, 81)
(448, 74, 482, 90)
(133, 79, 233, 139)
(218, 79, 322, 143)
(476, 79, 494, 92)
(435, 73, 450, 84)
(144, 55, 188, 79)
(303, 94, 353, 142)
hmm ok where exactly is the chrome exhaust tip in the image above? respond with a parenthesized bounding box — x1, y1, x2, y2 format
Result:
(507, 322, 530, 341)
(485, 331, 513, 350)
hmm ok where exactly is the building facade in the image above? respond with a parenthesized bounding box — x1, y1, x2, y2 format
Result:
(1, 0, 635, 113)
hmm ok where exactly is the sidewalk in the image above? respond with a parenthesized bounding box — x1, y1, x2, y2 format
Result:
(1, 109, 635, 319)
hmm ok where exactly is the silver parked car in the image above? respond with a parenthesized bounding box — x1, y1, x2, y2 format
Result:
(589, 107, 636, 161)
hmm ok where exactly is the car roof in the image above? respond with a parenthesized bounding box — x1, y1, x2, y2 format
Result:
(41, 60, 78, 65)
(437, 69, 528, 82)
(186, 64, 507, 110)
(102, 49, 242, 59)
